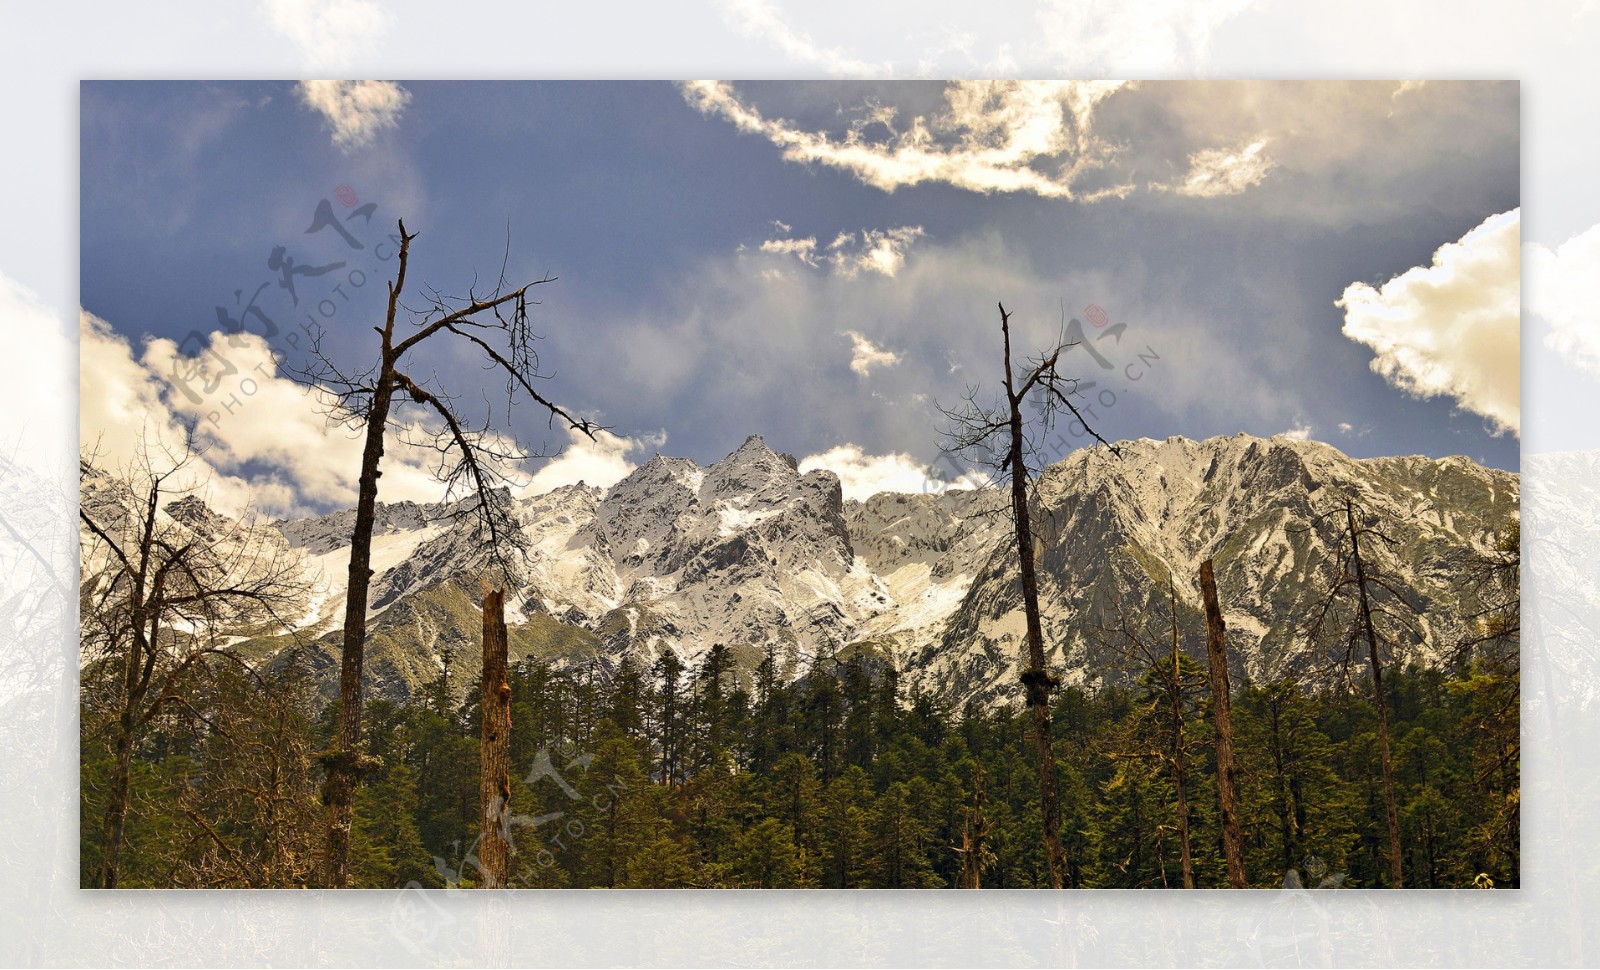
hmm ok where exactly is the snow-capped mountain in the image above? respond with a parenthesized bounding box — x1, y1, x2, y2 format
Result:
(915, 434, 1518, 702)
(82, 434, 1519, 706)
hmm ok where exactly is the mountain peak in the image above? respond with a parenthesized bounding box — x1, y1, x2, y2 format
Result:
(707, 434, 798, 479)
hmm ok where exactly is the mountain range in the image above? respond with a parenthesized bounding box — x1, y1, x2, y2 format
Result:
(81, 433, 1521, 707)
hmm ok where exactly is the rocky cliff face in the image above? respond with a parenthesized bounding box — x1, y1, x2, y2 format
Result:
(914, 434, 1518, 702)
(85, 433, 1518, 706)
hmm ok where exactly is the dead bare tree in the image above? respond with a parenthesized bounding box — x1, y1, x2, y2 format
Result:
(956, 764, 994, 889)
(78, 436, 307, 888)
(1303, 494, 1421, 889)
(938, 301, 1117, 889)
(300, 220, 601, 888)
(479, 583, 511, 888)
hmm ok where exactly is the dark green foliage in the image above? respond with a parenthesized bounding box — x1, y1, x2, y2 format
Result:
(84, 630, 1518, 888)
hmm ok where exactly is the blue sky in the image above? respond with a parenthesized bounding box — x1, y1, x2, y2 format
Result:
(79, 80, 1520, 515)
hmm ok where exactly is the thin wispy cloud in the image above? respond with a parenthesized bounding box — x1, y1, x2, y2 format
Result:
(760, 236, 819, 266)
(758, 225, 925, 278)
(1338, 208, 1521, 436)
(296, 79, 411, 150)
(1153, 136, 1275, 198)
(682, 80, 1134, 201)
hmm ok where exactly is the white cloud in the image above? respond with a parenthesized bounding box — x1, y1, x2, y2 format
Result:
(844, 331, 901, 376)
(521, 427, 666, 496)
(798, 444, 985, 502)
(1279, 424, 1312, 441)
(834, 226, 925, 278)
(81, 314, 486, 518)
(760, 225, 925, 278)
(263, 0, 392, 72)
(1526, 220, 1600, 377)
(1338, 208, 1521, 436)
(80, 311, 257, 516)
(1154, 136, 1275, 198)
(760, 236, 819, 266)
(296, 80, 411, 150)
(682, 80, 1133, 200)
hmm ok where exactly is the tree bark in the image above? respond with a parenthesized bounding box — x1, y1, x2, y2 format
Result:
(322, 375, 395, 889)
(1348, 499, 1405, 888)
(959, 766, 989, 889)
(322, 225, 415, 888)
(1200, 558, 1246, 888)
(99, 722, 134, 888)
(1000, 306, 1067, 890)
(479, 586, 511, 888)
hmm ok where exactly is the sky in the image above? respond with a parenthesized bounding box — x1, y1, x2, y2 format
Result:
(79, 79, 1522, 517)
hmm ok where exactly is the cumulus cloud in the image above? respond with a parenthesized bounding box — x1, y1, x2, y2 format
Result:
(799, 444, 986, 502)
(1526, 220, 1600, 377)
(1154, 136, 1275, 198)
(843, 331, 901, 377)
(682, 80, 1134, 200)
(1278, 424, 1312, 441)
(80, 314, 481, 518)
(80, 311, 258, 516)
(1337, 208, 1521, 436)
(296, 80, 411, 150)
(521, 427, 667, 496)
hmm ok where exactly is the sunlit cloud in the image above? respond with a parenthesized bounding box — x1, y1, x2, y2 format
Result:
(295, 79, 411, 150)
(1338, 208, 1521, 436)
(799, 444, 985, 501)
(682, 80, 1134, 200)
(1153, 136, 1275, 198)
(844, 331, 901, 377)
(521, 427, 668, 496)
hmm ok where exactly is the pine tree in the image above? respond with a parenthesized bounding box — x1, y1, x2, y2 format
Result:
(351, 762, 441, 888)
(820, 765, 873, 888)
(868, 780, 942, 888)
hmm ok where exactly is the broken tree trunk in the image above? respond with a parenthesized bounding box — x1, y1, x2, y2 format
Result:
(1200, 558, 1247, 888)
(1000, 306, 1067, 890)
(479, 585, 511, 888)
